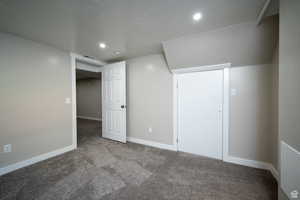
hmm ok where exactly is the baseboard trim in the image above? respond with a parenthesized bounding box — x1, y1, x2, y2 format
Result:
(224, 155, 279, 181)
(77, 116, 102, 121)
(269, 164, 279, 182)
(1, 139, 278, 181)
(127, 137, 176, 151)
(0, 144, 76, 176)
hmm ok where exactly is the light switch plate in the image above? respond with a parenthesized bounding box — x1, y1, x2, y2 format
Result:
(148, 127, 152, 133)
(231, 88, 237, 96)
(4, 144, 12, 153)
(65, 98, 71, 104)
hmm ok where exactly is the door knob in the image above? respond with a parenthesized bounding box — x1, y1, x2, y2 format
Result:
(121, 105, 126, 109)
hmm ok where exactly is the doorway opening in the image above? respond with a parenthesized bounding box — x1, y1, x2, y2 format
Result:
(71, 53, 127, 148)
(76, 66, 102, 147)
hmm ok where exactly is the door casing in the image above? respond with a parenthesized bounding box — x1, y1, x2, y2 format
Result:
(70, 53, 106, 148)
(172, 63, 230, 161)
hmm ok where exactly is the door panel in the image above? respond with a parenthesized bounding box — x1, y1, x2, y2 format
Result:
(102, 61, 126, 143)
(178, 70, 223, 159)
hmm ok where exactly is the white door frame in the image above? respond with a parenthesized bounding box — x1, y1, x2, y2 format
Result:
(70, 53, 106, 148)
(172, 63, 231, 161)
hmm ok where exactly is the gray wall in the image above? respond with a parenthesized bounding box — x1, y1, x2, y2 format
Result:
(229, 64, 274, 164)
(163, 16, 278, 69)
(278, 1, 300, 197)
(76, 78, 102, 119)
(271, 46, 279, 170)
(279, 0, 300, 153)
(127, 54, 173, 145)
(0, 32, 73, 168)
(126, 53, 277, 166)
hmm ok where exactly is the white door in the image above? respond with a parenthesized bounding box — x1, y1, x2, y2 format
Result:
(177, 70, 223, 159)
(102, 61, 126, 143)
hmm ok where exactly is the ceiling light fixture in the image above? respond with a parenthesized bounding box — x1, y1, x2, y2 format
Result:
(193, 12, 202, 21)
(99, 42, 107, 49)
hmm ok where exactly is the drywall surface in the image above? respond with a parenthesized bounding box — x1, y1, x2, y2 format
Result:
(229, 64, 274, 164)
(0, 32, 73, 168)
(163, 16, 278, 69)
(271, 46, 279, 170)
(279, 1, 300, 197)
(279, 0, 300, 153)
(127, 54, 173, 145)
(76, 78, 101, 120)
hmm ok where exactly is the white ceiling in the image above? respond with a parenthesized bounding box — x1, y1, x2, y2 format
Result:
(0, 0, 277, 62)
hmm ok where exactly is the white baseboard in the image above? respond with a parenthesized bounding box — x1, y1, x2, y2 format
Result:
(0, 138, 279, 183)
(127, 137, 177, 151)
(224, 155, 279, 181)
(0, 144, 76, 176)
(77, 116, 102, 121)
(126, 137, 279, 181)
(269, 164, 279, 182)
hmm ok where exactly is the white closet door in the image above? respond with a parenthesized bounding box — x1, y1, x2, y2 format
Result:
(178, 70, 223, 159)
(102, 61, 126, 143)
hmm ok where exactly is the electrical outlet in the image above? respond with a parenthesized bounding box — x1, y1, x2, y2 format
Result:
(148, 127, 152, 133)
(3, 144, 11, 153)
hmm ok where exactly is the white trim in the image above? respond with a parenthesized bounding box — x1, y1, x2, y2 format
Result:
(269, 164, 279, 181)
(76, 63, 101, 72)
(70, 52, 105, 148)
(224, 156, 279, 181)
(222, 67, 230, 161)
(280, 140, 300, 194)
(173, 75, 179, 150)
(127, 137, 177, 151)
(173, 63, 231, 160)
(0, 145, 75, 176)
(281, 141, 300, 156)
(171, 63, 231, 74)
(71, 53, 106, 66)
(71, 52, 106, 73)
(256, 0, 271, 26)
(77, 116, 102, 121)
(70, 53, 77, 149)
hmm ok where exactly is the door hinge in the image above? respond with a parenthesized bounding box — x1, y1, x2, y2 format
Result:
(176, 138, 179, 143)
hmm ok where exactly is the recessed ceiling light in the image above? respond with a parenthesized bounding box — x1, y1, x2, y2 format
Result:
(193, 12, 202, 21)
(99, 42, 107, 49)
(114, 51, 121, 55)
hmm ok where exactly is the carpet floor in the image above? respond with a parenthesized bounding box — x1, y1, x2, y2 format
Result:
(0, 119, 277, 200)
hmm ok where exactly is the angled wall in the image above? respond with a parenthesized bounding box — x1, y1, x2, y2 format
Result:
(163, 16, 278, 69)
(279, 0, 300, 199)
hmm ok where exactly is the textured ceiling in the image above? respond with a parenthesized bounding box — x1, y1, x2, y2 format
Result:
(0, 0, 276, 62)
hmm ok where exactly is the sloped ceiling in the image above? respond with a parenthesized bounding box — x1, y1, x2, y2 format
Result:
(163, 15, 279, 69)
(0, 0, 276, 62)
